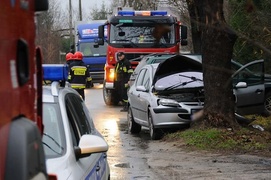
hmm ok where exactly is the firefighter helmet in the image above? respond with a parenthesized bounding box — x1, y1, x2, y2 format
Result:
(74, 51, 83, 60)
(65, 52, 74, 61)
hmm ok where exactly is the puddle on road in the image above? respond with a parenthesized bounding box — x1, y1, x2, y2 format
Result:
(114, 162, 130, 168)
(132, 176, 151, 179)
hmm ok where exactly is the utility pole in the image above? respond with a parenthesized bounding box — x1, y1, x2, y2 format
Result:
(79, 0, 82, 21)
(69, 0, 73, 52)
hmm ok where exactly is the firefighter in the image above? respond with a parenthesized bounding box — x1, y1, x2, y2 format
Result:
(114, 52, 133, 112)
(67, 51, 92, 100)
(65, 52, 74, 63)
(65, 52, 74, 70)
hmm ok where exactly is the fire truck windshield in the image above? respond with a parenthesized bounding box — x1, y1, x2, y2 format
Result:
(109, 24, 176, 47)
(79, 42, 107, 56)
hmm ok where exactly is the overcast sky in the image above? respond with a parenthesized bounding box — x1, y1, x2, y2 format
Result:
(60, 0, 112, 10)
(60, 0, 112, 20)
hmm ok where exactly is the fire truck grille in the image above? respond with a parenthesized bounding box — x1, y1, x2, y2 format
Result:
(88, 64, 104, 71)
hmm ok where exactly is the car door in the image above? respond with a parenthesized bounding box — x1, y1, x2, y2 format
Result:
(137, 67, 152, 124)
(65, 94, 104, 179)
(129, 68, 147, 123)
(233, 60, 265, 115)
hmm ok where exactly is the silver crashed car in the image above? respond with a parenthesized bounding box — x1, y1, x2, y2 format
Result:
(42, 64, 110, 180)
(127, 55, 204, 140)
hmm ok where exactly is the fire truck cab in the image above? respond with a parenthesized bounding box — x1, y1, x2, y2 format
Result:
(96, 10, 188, 105)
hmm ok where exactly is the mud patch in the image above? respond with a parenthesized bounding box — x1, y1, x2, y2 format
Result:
(118, 122, 128, 131)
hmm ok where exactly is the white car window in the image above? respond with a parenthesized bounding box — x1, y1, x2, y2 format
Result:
(142, 69, 150, 90)
(43, 103, 65, 158)
(136, 69, 147, 86)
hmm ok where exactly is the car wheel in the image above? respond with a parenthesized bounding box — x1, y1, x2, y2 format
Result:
(263, 92, 271, 116)
(127, 107, 141, 134)
(148, 111, 163, 140)
(103, 81, 119, 106)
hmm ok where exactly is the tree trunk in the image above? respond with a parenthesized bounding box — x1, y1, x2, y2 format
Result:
(200, 0, 238, 128)
(186, 0, 204, 53)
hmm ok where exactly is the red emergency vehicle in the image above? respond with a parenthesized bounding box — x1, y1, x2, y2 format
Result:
(0, 1, 48, 179)
(96, 10, 188, 105)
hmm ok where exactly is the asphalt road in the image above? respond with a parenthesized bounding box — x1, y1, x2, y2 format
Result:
(85, 84, 161, 180)
(85, 84, 271, 180)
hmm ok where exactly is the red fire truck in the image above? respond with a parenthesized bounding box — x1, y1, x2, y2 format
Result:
(0, 1, 48, 179)
(96, 10, 188, 105)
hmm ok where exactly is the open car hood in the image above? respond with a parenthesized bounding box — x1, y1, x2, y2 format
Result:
(153, 55, 202, 84)
(153, 55, 203, 91)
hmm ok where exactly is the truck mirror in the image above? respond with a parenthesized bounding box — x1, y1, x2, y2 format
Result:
(98, 25, 105, 39)
(93, 43, 99, 48)
(180, 25, 187, 40)
(98, 25, 105, 45)
(35, 0, 48, 11)
(94, 38, 101, 47)
(118, 32, 125, 36)
(97, 39, 104, 46)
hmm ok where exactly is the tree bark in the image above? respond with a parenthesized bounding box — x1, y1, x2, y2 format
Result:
(200, 0, 238, 128)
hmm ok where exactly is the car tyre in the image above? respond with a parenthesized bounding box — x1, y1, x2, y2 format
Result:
(103, 80, 119, 106)
(263, 92, 271, 116)
(148, 111, 163, 140)
(127, 107, 141, 134)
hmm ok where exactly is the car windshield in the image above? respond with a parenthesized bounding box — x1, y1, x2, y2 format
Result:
(79, 42, 107, 56)
(109, 23, 175, 47)
(42, 103, 66, 158)
(155, 72, 204, 91)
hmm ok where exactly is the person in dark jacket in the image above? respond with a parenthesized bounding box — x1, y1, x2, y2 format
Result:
(114, 52, 133, 112)
(67, 51, 92, 100)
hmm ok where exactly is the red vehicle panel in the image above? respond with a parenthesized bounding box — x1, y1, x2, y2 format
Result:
(0, 1, 48, 179)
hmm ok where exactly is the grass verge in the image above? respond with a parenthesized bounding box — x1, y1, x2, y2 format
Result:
(163, 116, 271, 156)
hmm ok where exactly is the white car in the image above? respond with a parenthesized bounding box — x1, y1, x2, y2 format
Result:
(42, 64, 110, 180)
(127, 56, 204, 140)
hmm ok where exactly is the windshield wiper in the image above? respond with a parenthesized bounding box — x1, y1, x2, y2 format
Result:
(42, 142, 62, 155)
(163, 74, 203, 91)
(179, 74, 203, 81)
(43, 132, 64, 151)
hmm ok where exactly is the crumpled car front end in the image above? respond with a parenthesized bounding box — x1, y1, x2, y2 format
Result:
(150, 55, 205, 128)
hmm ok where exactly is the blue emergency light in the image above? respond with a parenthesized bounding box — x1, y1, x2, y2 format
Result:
(151, 11, 167, 16)
(118, 10, 167, 16)
(42, 64, 68, 81)
(118, 11, 135, 16)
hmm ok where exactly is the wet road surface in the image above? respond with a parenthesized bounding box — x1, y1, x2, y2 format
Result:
(85, 85, 161, 180)
(85, 85, 271, 180)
